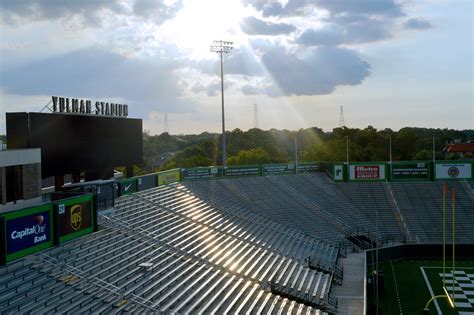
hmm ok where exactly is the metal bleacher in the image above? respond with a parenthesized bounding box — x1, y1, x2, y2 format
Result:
(337, 181, 406, 243)
(2, 171, 472, 313)
(0, 182, 338, 314)
(389, 181, 474, 243)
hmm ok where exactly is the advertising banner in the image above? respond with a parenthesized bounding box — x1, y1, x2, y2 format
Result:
(120, 178, 137, 195)
(349, 164, 386, 181)
(391, 162, 431, 181)
(225, 165, 261, 178)
(136, 174, 157, 191)
(181, 167, 223, 180)
(262, 163, 295, 176)
(435, 163, 472, 180)
(158, 169, 181, 185)
(3, 204, 54, 262)
(334, 164, 344, 181)
(54, 194, 94, 243)
(297, 162, 319, 173)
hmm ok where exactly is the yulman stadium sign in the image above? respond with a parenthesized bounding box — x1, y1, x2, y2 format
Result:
(52, 96, 128, 117)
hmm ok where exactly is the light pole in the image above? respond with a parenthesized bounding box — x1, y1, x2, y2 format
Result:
(210, 40, 233, 168)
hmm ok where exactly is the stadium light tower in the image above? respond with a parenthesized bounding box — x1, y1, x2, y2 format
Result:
(211, 40, 233, 168)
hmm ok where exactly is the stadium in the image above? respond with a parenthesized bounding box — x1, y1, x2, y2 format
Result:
(1, 108, 473, 314)
(0, 1, 473, 314)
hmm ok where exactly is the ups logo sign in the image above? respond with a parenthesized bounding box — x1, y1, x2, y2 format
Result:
(70, 205, 82, 231)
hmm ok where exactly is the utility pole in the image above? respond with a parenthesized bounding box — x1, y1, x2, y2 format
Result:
(254, 104, 259, 129)
(346, 136, 349, 165)
(164, 113, 169, 134)
(294, 133, 298, 173)
(211, 40, 233, 168)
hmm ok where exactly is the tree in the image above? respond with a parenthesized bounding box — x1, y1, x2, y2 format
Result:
(228, 148, 272, 165)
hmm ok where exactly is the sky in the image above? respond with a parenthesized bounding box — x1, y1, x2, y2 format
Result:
(0, 0, 472, 135)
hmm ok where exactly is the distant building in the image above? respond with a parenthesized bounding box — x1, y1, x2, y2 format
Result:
(0, 148, 42, 212)
(443, 141, 474, 159)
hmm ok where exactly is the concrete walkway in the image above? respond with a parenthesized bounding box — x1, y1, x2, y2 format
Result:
(332, 252, 365, 315)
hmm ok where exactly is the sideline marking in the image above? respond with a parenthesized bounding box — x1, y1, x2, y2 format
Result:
(420, 267, 442, 315)
(391, 261, 403, 315)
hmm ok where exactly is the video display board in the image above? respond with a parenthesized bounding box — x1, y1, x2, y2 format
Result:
(6, 112, 142, 178)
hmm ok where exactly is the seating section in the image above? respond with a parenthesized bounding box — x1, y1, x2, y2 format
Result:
(2, 172, 473, 313)
(0, 182, 338, 314)
(389, 181, 474, 244)
(337, 182, 406, 242)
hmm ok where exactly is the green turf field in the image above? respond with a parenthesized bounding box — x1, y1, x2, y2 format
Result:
(367, 259, 474, 315)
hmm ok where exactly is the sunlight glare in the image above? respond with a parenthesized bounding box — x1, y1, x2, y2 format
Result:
(160, 0, 249, 59)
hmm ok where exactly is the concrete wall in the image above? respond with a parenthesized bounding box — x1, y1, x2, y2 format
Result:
(22, 163, 41, 200)
(0, 148, 41, 167)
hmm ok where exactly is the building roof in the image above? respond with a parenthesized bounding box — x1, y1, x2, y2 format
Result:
(443, 143, 474, 153)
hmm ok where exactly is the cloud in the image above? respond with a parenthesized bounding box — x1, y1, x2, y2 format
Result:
(314, 0, 403, 17)
(0, 0, 182, 27)
(132, 0, 183, 25)
(404, 18, 432, 30)
(296, 26, 345, 46)
(260, 46, 370, 96)
(296, 18, 391, 46)
(0, 48, 192, 115)
(190, 46, 264, 77)
(241, 84, 261, 95)
(240, 16, 296, 35)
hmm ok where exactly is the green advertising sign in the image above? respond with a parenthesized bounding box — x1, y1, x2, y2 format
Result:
(296, 162, 319, 173)
(181, 167, 223, 180)
(120, 178, 137, 195)
(391, 162, 431, 181)
(333, 164, 345, 181)
(262, 163, 295, 176)
(225, 165, 261, 178)
(158, 169, 181, 185)
(54, 194, 94, 244)
(2, 203, 54, 263)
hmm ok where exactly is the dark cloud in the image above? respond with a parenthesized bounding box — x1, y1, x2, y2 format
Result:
(260, 46, 370, 96)
(404, 18, 432, 30)
(0, 0, 182, 26)
(0, 48, 192, 115)
(240, 16, 296, 35)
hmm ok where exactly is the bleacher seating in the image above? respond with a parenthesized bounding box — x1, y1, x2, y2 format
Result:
(2, 171, 473, 313)
(390, 181, 474, 243)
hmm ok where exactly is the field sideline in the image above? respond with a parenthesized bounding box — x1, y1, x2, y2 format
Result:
(368, 260, 474, 314)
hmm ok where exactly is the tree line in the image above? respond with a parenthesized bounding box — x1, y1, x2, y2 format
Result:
(142, 126, 472, 173)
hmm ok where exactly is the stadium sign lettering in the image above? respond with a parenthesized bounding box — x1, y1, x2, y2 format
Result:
(51, 96, 128, 117)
